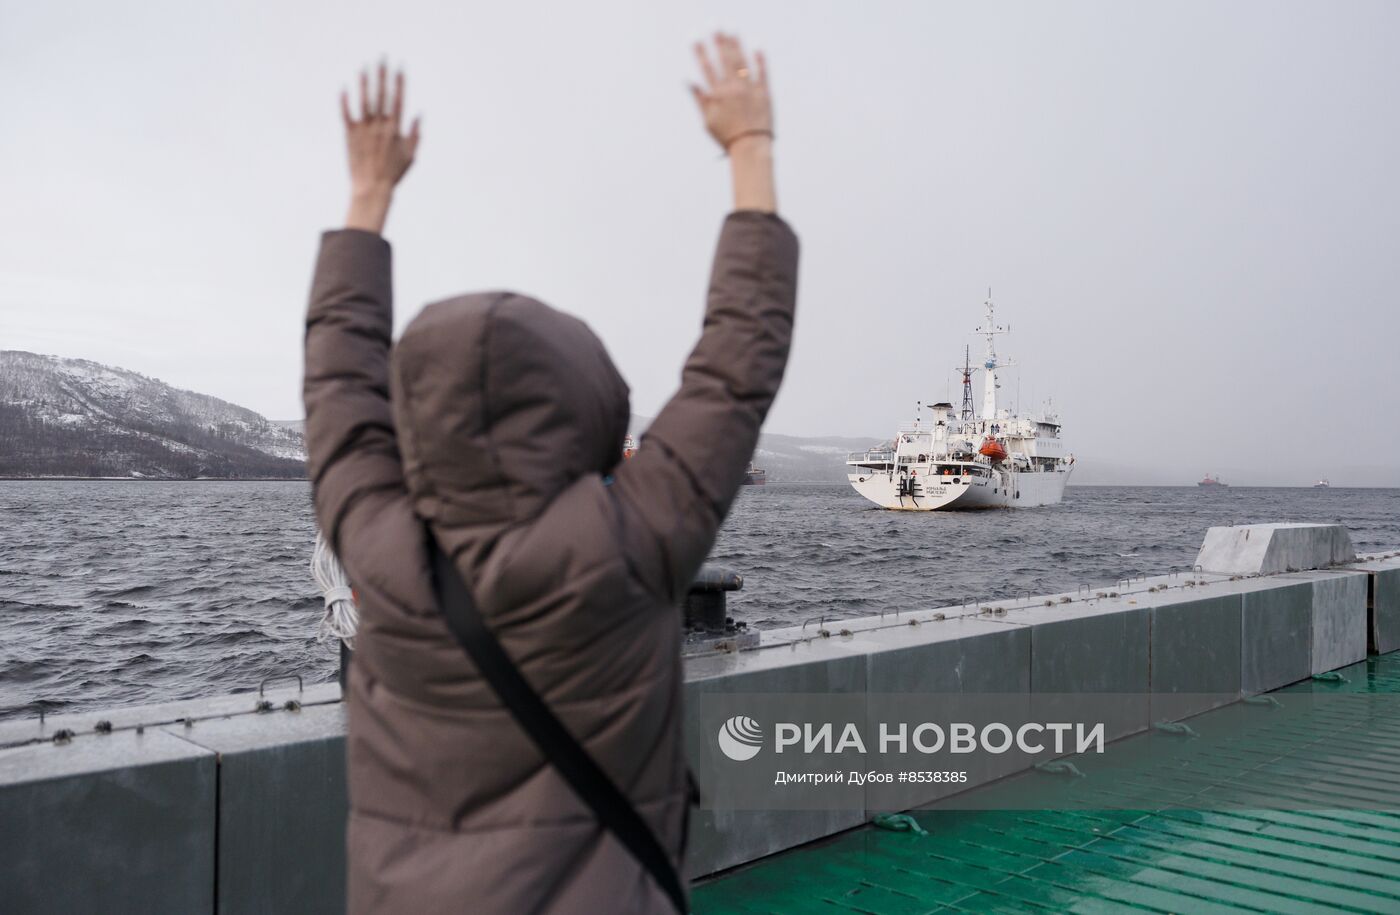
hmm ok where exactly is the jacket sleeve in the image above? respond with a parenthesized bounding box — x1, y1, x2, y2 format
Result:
(302, 229, 406, 559)
(610, 211, 799, 601)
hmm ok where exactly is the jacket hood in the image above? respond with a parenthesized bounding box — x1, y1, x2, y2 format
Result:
(390, 292, 630, 542)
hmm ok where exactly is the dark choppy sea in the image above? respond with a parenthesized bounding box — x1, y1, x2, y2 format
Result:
(2, 481, 1397, 721)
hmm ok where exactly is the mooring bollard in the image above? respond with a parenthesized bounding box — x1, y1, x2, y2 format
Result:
(682, 566, 758, 653)
(685, 566, 744, 632)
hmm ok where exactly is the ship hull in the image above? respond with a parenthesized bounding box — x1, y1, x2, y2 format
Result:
(847, 465, 1072, 510)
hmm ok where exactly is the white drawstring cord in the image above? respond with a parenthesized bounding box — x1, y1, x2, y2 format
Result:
(311, 531, 359, 649)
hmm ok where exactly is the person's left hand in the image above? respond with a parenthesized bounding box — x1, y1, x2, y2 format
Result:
(342, 62, 421, 234)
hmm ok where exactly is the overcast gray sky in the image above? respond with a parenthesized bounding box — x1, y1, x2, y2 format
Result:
(2, 1, 1396, 484)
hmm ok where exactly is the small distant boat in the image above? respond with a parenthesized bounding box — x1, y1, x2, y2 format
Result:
(743, 463, 766, 486)
(1198, 474, 1228, 488)
(1313, 479, 1330, 489)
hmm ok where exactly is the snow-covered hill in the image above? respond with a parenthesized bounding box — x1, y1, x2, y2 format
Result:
(0, 351, 306, 479)
(627, 414, 877, 482)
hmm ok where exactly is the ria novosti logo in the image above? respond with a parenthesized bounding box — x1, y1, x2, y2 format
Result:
(717, 716, 764, 761)
(716, 716, 1106, 762)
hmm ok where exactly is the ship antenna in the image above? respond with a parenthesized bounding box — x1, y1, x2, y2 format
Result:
(975, 289, 1013, 421)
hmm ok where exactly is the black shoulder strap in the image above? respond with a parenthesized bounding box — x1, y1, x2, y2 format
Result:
(429, 540, 688, 914)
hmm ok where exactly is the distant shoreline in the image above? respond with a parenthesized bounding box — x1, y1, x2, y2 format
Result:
(0, 476, 307, 482)
(748, 480, 1397, 488)
(1, 477, 1393, 489)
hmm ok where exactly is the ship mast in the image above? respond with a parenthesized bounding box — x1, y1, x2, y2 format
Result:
(975, 289, 1011, 421)
(958, 346, 976, 421)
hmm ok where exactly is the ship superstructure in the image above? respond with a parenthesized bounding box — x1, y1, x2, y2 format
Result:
(846, 294, 1074, 510)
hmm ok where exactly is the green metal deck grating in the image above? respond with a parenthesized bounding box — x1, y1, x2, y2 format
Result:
(693, 652, 1400, 914)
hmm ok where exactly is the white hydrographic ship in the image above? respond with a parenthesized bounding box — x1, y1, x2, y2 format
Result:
(847, 295, 1074, 510)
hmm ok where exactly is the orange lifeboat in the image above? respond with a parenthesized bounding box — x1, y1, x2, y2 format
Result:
(979, 438, 1009, 462)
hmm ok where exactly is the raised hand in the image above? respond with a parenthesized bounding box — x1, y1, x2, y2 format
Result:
(690, 34, 773, 152)
(690, 34, 777, 213)
(341, 62, 421, 234)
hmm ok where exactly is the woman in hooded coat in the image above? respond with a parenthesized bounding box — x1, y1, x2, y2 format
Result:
(303, 34, 798, 914)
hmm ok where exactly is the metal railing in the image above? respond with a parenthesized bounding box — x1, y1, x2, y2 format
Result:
(847, 451, 895, 464)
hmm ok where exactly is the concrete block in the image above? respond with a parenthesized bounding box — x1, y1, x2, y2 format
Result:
(0, 682, 339, 748)
(1136, 575, 1325, 696)
(165, 703, 348, 915)
(863, 617, 1032, 810)
(1240, 580, 1313, 694)
(755, 602, 985, 645)
(1146, 592, 1242, 721)
(1137, 571, 1235, 591)
(863, 616, 1030, 695)
(1279, 570, 1370, 674)
(0, 729, 216, 915)
(1006, 601, 1151, 742)
(684, 639, 867, 878)
(1195, 523, 1355, 575)
(1351, 557, 1400, 654)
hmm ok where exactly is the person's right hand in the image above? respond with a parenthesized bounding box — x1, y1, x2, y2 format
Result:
(690, 34, 777, 213)
(690, 34, 773, 153)
(341, 62, 421, 234)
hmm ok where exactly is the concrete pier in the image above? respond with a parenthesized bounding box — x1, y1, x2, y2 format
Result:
(2, 524, 1397, 911)
(0, 685, 344, 915)
(1355, 554, 1400, 653)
